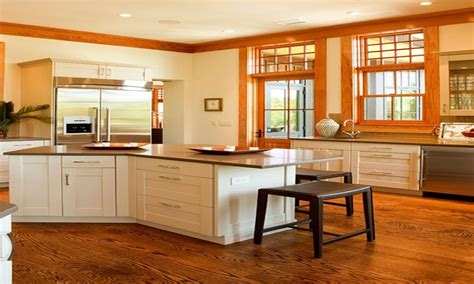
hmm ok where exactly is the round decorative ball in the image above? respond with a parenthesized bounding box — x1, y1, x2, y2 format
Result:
(315, 118, 340, 137)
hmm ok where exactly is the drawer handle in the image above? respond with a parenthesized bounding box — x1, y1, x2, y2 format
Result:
(158, 175, 181, 181)
(370, 154, 393, 158)
(370, 147, 392, 151)
(65, 173, 70, 186)
(157, 165, 180, 170)
(73, 161, 101, 164)
(13, 144, 33, 147)
(160, 202, 181, 209)
(369, 170, 393, 175)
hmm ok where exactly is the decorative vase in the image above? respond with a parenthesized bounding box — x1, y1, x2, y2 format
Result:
(315, 118, 340, 137)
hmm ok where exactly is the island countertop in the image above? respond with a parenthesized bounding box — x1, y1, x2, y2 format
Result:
(4, 144, 342, 169)
(0, 201, 18, 218)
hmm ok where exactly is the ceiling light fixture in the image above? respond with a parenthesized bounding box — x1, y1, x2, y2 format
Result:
(347, 11, 360, 16)
(118, 13, 132, 18)
(460, 67, 468, 69)
(277, 19, 307, 26)
(222, 29, 235, 34)
(158, 19, 181, 25)
(419, 1, 432, 6)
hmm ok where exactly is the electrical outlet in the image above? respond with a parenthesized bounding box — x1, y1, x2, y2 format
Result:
(231, 176, 250, 185)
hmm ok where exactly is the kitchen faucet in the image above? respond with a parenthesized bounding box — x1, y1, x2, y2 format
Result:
(342, 119, 361, 139)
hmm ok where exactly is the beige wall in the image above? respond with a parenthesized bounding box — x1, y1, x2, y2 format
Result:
(191, 49, 239, 145)
(439, 23, 474, 53)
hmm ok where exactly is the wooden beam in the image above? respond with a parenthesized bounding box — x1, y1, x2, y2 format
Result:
(193, 8, 474, 53)
(238, 47, 248, 146)
(0, 42, 4, 101)
(0, 22, 194, 53)
(424, 26, 440, 127)
(341, 36, 353, 121)
(314, 38, 327, 127)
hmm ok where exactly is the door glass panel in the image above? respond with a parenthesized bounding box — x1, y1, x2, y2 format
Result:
(265, 110, 287, 138)
(290, 80, 314, 109)
(265, 81, 287, 109)
(290, 110, 314, 138)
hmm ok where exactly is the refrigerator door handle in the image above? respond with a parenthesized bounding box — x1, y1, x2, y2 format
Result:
(93, 107, 101, 142)
(105, 107, 111, 142)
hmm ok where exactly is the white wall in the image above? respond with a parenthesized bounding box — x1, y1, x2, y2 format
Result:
(439, 23, 474, 52)
(191, 49, 239, 145)
(0, 35, 193, 143)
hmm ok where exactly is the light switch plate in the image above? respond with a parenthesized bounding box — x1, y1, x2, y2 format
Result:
(231, 176, 250, 185)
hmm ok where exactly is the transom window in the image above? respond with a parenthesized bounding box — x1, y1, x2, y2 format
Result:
(254, 42, 315, 74)
(358, 30, 426, 123)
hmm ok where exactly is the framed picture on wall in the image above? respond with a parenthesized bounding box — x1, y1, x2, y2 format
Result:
(204, 98, 223, 111)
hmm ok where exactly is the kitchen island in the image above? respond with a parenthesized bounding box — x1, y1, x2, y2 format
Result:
(6, 144, 341, 244)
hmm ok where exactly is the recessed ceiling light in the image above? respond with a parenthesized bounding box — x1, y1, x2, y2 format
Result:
(118, 13, 132, 18)
(158, 19, 181, 25)
(347, 11, 360, 16)
(222, 29, 235, 34)
(419, 1, 432, 6)
(460, 67, 468, 69)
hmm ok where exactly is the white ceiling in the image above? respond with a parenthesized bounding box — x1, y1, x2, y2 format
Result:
(0, 0, 473, 44)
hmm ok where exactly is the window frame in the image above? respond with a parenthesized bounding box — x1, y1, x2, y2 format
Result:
(356, 30, 430, 126)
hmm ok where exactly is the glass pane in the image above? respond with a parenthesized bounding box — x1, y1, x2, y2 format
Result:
(291, 54, 305, 63)
(412, 48, 424, 56)
(368, 72, 395, 95)
(276, 47, 289, 55)
(292, 63, 305, 71)
(290, 110, 314, 138)
(396, 49, 410, 57)
(306, 53, 315, 61)
(365, 97, 392, 120)
(277, 55, 290, 64)
(396, 42, 410, 49)
(382, 36, 395, 43)
(382, 43, 395, 51)
(261, 49, 275, 57)
(411, 41, 424, 48)
(396, 70, 425, 94)
(367, 38, 380, 45)
(368, 52, 380, 59)
(396, 34, 409, 42)
(393, 96, 422, 120)
(291, 45, 304, 54)
(264, 65, 276, 73)
(383, 58, 395, 65)
(305, 44, 315, 53)
(265, 110, 287, 138)
(397, 57, 410, 64)
(412, 56, 424, 63)
(278, 64, 289, 72)
(265, 81, 286, 109)
(290, 80, 314, 109)
(411, 33, 424, 41)
(368, 45, 380, 52)
(382, 51, 395, 57)
(368, 59, 381, 66)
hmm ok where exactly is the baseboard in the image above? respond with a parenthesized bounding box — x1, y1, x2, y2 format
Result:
(12, 216, 136, 223)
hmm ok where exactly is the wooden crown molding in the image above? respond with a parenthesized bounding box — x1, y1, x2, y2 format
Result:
(193, 7, 474, 52)
(0, 22, 194, 53)
(0, 8, 472, 54)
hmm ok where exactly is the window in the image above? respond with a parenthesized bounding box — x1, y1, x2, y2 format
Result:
(263, 79, 314, 139)
(254, 42, 315, 74)
(358, 30, 426, 124)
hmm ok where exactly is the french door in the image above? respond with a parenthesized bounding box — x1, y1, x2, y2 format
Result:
(257, 77, 315, 148)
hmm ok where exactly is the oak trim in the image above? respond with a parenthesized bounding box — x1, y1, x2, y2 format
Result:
(341, 36, 353, 121)
(193, 8, 474, 53)
(423, 26, 440, 127)
(0, 22, 194, 53)
(314, 38, 327, 127)
(0, 42, 4, 100)
(238, 47, 249, 146)
(250, 70, 314, 78)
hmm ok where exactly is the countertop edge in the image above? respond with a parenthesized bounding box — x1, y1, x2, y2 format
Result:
(0, 202, 18, 218)
(290, 137, 474, 147)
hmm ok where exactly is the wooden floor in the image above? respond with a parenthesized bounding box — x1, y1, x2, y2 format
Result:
(11, 192, 474, 282)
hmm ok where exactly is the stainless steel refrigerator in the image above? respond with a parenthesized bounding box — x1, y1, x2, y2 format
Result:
(54, 77, 153, 145)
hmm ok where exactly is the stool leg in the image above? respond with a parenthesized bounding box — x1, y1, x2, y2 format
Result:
(253, 191, 269, 245)
(344, 173, 354, 217)
(362, 189, 375, 242)
(310, 198, 324, 258)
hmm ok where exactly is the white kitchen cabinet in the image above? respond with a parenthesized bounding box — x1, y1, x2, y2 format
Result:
(0, 215, 13, 284)
(54, 61, 151, 81)
(0, 140, 47, 185)
(9, 156, 62, 216)
(351, 143, 420, 191)
(62, 156, 116, 217)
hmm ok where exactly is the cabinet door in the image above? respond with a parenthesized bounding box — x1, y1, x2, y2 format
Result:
(63, 168, 116, 217)
(55, 62, 102, 79)
(9, 156, 62, 216)
(0, 141, 46, 184)
(106, 65, 145, 81)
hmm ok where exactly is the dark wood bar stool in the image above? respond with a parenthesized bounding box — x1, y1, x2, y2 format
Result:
(253, 181, 375, 258)
(296, 168, 354, 216)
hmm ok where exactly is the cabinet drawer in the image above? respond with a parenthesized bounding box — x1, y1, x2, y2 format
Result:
(138, 195, 213, 236)
(62, 156, 115, 168)
(2, 140, 44, 151)
(358, 168, 418, 190)
(352, 143, 420, 154)
(136, 158, 213, 178)
(137, 170, 213, 207)
(358, 152, 412, 171)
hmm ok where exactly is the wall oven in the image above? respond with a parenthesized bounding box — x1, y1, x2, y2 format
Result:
(421, 146, 474, 197)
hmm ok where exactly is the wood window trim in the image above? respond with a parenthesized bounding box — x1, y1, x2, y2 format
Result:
(345, 27, 439, 132)
(0, 42, 4, 101)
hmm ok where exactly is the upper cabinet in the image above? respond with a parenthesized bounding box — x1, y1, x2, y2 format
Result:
(54, 61, 152, 81)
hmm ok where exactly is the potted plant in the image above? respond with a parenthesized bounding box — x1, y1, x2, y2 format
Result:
(0, 101, 50, 138)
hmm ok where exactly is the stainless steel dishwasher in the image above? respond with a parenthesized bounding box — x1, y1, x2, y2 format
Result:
(420, 146, 474, 197)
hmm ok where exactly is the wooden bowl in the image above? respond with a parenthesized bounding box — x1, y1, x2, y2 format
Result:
(461, 130, 474, 138)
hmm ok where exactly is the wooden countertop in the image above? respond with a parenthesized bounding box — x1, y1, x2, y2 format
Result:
(292, 136, 474, 147)
(4, 144, 343, 169)
(0, 201, 18, 218)
(0, 137, 49, 141)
